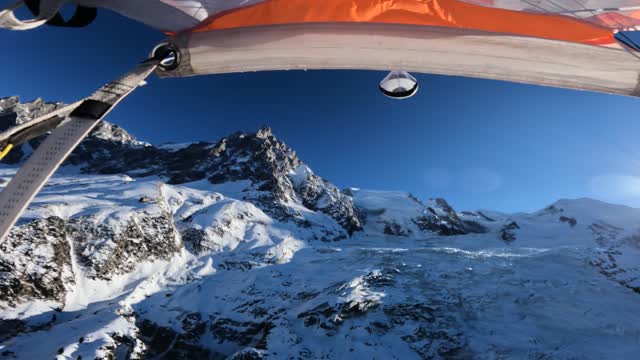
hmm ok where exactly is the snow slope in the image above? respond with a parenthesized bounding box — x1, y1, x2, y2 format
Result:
(2, 172, 640, 359)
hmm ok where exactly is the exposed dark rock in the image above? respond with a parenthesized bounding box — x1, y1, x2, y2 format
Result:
(0, 319, 26, 342)
(477, 211, 495, 222)
(383, 302, 469, 358)
(0, 217, 73, 307)
(0, 211, 181, 306)
(500, 221, 520, 243)
(138, 314, 272, 359)
(413, 215, 487, 236)
(138, 196, 155, 204)
(217, 260, 260, 272)
(211, 318, 274, 349)
(589, 222, 622, 248)
(363, 269, 396, 287)
(66, 213, 181, 280)
(138, 319, 215, 359)
(232, 348, 264, 360)
(415, 199, 487, 236)
(559, 216, 577, 227)
(97, 333, 142, 360)
(589, 222, 640, 294)
(538, 204, 564, 216)
(180, 228, 207, 254)
(384, 221, 412, 237)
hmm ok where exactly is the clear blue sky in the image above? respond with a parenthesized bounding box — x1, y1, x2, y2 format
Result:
(3, 6, 640, 213)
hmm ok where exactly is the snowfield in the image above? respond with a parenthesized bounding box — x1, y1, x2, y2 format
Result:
(1, 170, 639, 359)
(0, 97, 639, 359)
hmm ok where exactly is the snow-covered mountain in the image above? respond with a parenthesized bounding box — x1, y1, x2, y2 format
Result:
(0, 97, 639, 359)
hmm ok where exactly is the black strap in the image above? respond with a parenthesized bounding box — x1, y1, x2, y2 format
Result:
(24, 0, 97, 28)
(69, 99, 112, 120)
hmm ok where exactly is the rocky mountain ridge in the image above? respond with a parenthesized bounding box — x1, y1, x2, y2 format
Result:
(1, 97, 485, 241)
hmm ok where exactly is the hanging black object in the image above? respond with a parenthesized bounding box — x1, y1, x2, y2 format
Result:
(24, 0, 96, 27)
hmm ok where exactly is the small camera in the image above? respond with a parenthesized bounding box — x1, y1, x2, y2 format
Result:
(379, 71, 418, 99)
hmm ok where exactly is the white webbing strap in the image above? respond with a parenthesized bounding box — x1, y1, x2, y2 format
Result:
(0, 59, 160, 243)
(0, 0, 65, 30)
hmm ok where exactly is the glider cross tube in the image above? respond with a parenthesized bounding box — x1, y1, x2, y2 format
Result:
(159, 23, 640, 97)
(0, 59, 159, 243)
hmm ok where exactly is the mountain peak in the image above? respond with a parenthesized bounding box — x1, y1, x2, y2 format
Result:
(256, 125, 273, 138)
(89, 121, 144, 146)
(207, 126, 301, 185)
(203, 127, 363, 235)
(536, 197, 640, 229)
(0, 96, 20, 110)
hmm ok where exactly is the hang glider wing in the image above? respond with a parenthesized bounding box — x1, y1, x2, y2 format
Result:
(3, 0, 640, 95)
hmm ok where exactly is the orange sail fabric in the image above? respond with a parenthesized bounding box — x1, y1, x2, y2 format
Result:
(189, 0, 615, 45)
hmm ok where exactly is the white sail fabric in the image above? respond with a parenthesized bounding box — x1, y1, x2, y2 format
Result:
(73, 0, 640, 32)
(461, 0, 640, 30)
(6, 0, 640, 32)
(76, 0, 266, 32)
(3, 0, 640, 96)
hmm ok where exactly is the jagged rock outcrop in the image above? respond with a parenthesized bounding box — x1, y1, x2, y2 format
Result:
(0, 217, 73, 307)
(559, 215, 577, 227)
(347, 189, 487, 237)
(0, 97, 63, 127)
(0, 210, 182, 307)
(589, 222, 640, 294)
(500, 221, 520, 243)
(67, 213, 181, 280)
